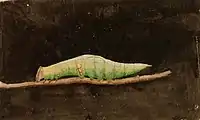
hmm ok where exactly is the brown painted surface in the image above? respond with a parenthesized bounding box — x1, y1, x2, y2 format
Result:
(0, 0, 200, 120)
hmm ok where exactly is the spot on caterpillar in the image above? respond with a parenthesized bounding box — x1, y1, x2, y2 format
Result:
(35, 54, 152, 81)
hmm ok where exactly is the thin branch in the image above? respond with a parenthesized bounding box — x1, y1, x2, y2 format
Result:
(0, 70, 172, 89)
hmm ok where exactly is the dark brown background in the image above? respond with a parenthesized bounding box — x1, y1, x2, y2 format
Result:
(0, 0, 200, 120)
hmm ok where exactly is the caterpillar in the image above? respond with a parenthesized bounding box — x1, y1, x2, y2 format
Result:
(35, 54, 152, 81)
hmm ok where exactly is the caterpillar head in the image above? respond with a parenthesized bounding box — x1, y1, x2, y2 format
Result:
(35, 66, 44, 82)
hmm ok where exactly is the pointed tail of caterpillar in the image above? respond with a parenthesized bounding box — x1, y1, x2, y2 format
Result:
(35, 54, 152, 81)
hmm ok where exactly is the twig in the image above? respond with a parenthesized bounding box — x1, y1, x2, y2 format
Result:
(0, 70, 172, 89)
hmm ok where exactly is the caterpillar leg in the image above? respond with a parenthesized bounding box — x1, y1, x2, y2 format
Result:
(46, 78, 59, 83)
(41, 79, 50, 83)
(41, 76, 57, 83)
(41, 79, 56, 84)
(42, 74, 61, 83)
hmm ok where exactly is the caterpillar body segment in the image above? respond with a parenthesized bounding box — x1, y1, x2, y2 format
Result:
(35, 54, 152, 81)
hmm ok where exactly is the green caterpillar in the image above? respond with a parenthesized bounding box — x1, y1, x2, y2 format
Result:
(35, 54, 152, 81)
